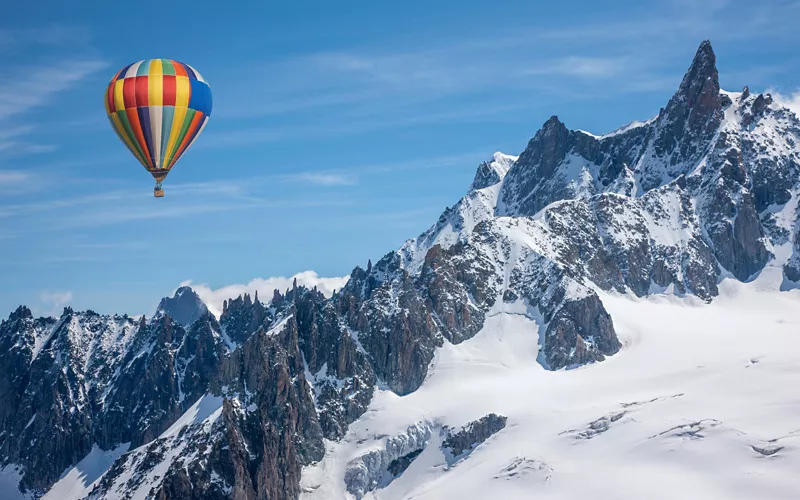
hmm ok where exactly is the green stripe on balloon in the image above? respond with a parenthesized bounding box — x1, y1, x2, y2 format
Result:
(116, 110, 148, 168)
(108, 115, 141, 163)
(161, 59, 176, 76)
(169, 108, 196, 167)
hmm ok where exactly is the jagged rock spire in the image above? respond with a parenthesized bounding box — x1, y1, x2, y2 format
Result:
(675, 40, 719, 102)
(663, 40, 721, 124)
(646, 40, 723, 172)
(8, 305, 33, 322)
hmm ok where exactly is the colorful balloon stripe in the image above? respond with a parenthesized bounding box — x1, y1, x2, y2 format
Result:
(105, 59, 211, 177)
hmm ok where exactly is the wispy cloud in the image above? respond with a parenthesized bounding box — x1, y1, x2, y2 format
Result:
(211, 0, 800, 134)
(0, 170, 32, 186)
(773, 90, 800, 116)
(0, 59, 107, 120)
(280, 172, 358, 186)
(39, 290, 73, 316)
(523, 57, 628, 78)
(0, 26, 92, 54)
(22, 196, 354, 230)
(0, 169, 52, 195)
(204, 102, 534, 148)
(0, 124, 57, 158)
(0, 150, 486, 239)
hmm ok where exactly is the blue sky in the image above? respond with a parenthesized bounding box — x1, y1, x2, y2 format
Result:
(2, 0, 800, 316)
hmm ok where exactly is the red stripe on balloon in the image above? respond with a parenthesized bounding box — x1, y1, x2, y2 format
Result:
(162, 75, 176, 106)
(123, 78, 137, 109)
(106, 83, 115, 113)
(134, 75, 149, 107)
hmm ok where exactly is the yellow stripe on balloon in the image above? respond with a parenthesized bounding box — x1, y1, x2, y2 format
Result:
(165, 105, 187, 167)
(149, 59, 163, 77)
(113, 79, 126, 111)
(148, 72, 163, 107)
(175, 76, 190, 108)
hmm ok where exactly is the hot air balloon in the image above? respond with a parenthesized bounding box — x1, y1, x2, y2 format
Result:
(105, 59, 212, 197)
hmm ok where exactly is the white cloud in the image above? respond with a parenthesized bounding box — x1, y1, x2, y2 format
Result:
(0, 26, 92, 54)
(0, 170, 32, 186)
(772, 90, 800, 117)
(0, 125, 57, 158)
(39, 290, 73, 316)
(281, 172, 357, 186)
(179, 271, 351, 318)
(0, 59, 107, 120)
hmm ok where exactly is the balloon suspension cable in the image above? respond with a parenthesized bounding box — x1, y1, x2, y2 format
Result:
(154, 180, 164, 198)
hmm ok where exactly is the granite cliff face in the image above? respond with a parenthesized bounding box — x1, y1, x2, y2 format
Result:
(1, 40, 799, 499)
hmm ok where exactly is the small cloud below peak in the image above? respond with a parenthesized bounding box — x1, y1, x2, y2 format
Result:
(179, 271, 350, 318)
(39, 290, 73, 317)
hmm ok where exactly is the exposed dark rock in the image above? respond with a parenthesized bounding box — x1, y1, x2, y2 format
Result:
(442, 413, 507, 461)
(386, 448, 423, 476)
(294, 288, 375, 440)
(219, 292, 271, 345)
(544, 293, 620, 369)
(471, 157, 507, 190)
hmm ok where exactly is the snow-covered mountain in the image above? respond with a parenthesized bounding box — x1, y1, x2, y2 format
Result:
(1, 40, 799, 499)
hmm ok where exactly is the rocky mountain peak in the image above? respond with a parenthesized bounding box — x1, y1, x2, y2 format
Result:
(676, 40, 719, 100)
(7, 305, 33, 322)
(660, 39, 721, 130)
(470, 152, 515, 190)
(156, 285, 208, 328)
(522, 115, 570, 171)
(541, 114, 567, 133)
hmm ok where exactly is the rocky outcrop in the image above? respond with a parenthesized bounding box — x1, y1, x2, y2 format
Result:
(211, 313, 325, 500)
(544, 294, 619, 368)
(344, 422, 433, 499)
(293, 286, 375, 440)
(471, 153, 513, 190)
(442, 413, 507, 461)
(220, 292, 271, 346)
(335, 240, 500, 395)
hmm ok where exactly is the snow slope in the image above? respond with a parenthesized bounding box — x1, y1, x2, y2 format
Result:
(42, 445, 129, 500)
(300, 272, 800, 499)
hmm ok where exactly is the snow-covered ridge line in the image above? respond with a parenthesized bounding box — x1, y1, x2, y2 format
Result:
(600, 116, 657, 138)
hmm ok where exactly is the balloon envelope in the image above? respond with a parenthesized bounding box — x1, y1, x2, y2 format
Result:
(105, 59, 212, 183)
